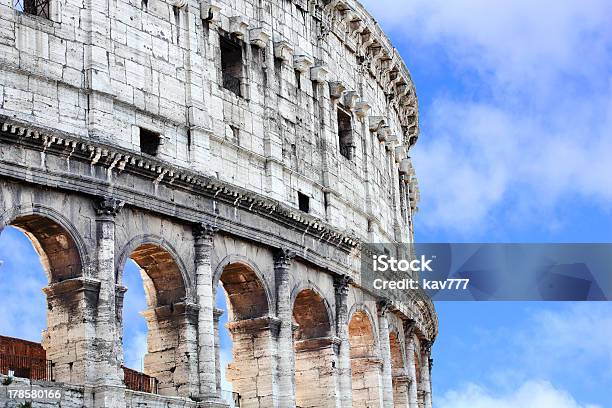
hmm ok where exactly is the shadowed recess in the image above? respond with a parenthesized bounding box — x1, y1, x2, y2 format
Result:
(10, 214, 81, 283)
(349, 310, 377, 358)
(293, 289, 331, 340)
(129, 243, 185, 307)
(220, 262, 269, 321)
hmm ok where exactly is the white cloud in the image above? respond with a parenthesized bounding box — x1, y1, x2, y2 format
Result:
(361, 0, 612, 235)
(438, 380, 601, 408)
(519, 303, 612, 377)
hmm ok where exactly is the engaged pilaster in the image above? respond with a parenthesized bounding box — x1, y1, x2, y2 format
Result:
(274, 248, 296, 408)
(193, 222, 220, 399)
(378, 299, 394, 408)
(334, 275, 353, 408)
(404, 322, 419, 408)
(93, 197, 125, 408)
(421, 341, 433, 408)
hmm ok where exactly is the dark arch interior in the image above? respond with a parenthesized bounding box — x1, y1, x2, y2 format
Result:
(220, 262, 269, 321)
(293, 289, 331, 340)
(129, 243, 186, 307)
(11, 214, 81, 283)
(348, 310, 377, 358)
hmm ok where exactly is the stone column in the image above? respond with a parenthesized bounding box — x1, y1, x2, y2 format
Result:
(334, 275, 353, 408)
(193, 222, 219, 399)
(93, 197, 125, 408)
(377, 300, 394, 408)
(420, 341, 433, 408)
(404, 324, 419, 408)
(275, 248, 296, 408)
(214, 307, 224, 394)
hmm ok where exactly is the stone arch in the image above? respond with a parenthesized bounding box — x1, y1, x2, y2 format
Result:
(291, 281, 335, 337)
(117, 235, 194, 397)
(348, 304, 384, 408)
(216, 256, 275, 407)
(213, 254, 272, 321)
(116, 234, 191, 304)
(292, 283, 338, 408)
(0, 203, 88, 282)
(0, 203, 91, 384)
(292, 284, 333, 340)
(347, 303, 379, 358)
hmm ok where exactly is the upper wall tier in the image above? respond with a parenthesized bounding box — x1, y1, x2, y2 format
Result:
(0, 0, 421, 244)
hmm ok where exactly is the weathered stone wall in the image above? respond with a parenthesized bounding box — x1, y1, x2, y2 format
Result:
(0, 0, 435, 407)
(0, 0, 420, 245)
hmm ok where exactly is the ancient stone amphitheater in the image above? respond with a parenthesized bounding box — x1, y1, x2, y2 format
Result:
(0, 0, 437, 407)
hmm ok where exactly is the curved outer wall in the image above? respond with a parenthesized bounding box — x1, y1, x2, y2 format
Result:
(0, 0, 436, 407)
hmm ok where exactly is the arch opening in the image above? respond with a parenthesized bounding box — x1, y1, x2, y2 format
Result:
(121, 243, 191, 396)
(292, 288, 337, 408)
(0, 215, 84, 384)
(217, 261, 272, 408)
(349, 309, 383, 408)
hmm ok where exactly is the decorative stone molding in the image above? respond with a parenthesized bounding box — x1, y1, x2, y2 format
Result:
(369, 116, 386, 132)
(329, 81, 347, 99)
(249, 28, 270, 48)
(333, 275, 353, 296)
(310, 65, 330, 83)
(293, 53, 314, 73)
(273, 40, 294, 62)
(386, 134, 399, 144)
(355, 101, 371, 119)
(377, 298, 391, 316)
(343, 90, 360, 110)
(229, 16, 249, 38)
(399, 158, 411, 175)
(171, 0, 187, 8)
(95, 197, 124, 217)
(193, 222, 219, 241)
(394, 145, 406, 163)
(274, 247, 296, 268)
(200, 2, 221, 21)
(376, 126, 390, 142)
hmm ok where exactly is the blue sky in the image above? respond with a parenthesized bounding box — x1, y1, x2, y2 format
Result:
(1, 1, 612, 407)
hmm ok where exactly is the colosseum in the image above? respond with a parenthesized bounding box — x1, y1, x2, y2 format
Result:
(0, 0, 437, 407)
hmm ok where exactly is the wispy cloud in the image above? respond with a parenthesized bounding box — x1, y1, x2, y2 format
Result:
(438, 380, 601, 408)
(362, 0, 612, 236)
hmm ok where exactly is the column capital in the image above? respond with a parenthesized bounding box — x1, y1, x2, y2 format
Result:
(94, 196, 124, 217)
(274, 247, 296, 268)
(421, 339, 433, 354)
(193, 222, 219, 241)
(403, 319, 416, 339)
(333, 274, 353, 297)
(377, 298, 392, 317)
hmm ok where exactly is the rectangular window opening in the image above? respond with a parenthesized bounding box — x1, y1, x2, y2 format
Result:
(220, 36, 243, 97)
(140, 128, 161, 156)
(337, 106, 354, 160)
(298, 192, 310, 213)
(14, 0, 50, 19)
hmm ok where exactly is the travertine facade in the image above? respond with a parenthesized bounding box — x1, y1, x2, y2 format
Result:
(0, 0, 436, 407)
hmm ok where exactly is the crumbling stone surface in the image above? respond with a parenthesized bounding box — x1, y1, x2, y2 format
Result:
(0, 0, 436, 407)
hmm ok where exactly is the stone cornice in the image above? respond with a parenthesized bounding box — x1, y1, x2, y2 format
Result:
(322, 0, 420, 146)
(0, 116, 360, 252)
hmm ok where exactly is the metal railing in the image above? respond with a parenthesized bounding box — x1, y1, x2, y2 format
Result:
(122, 366, 158, 394)
(0, 353, 53, 381)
